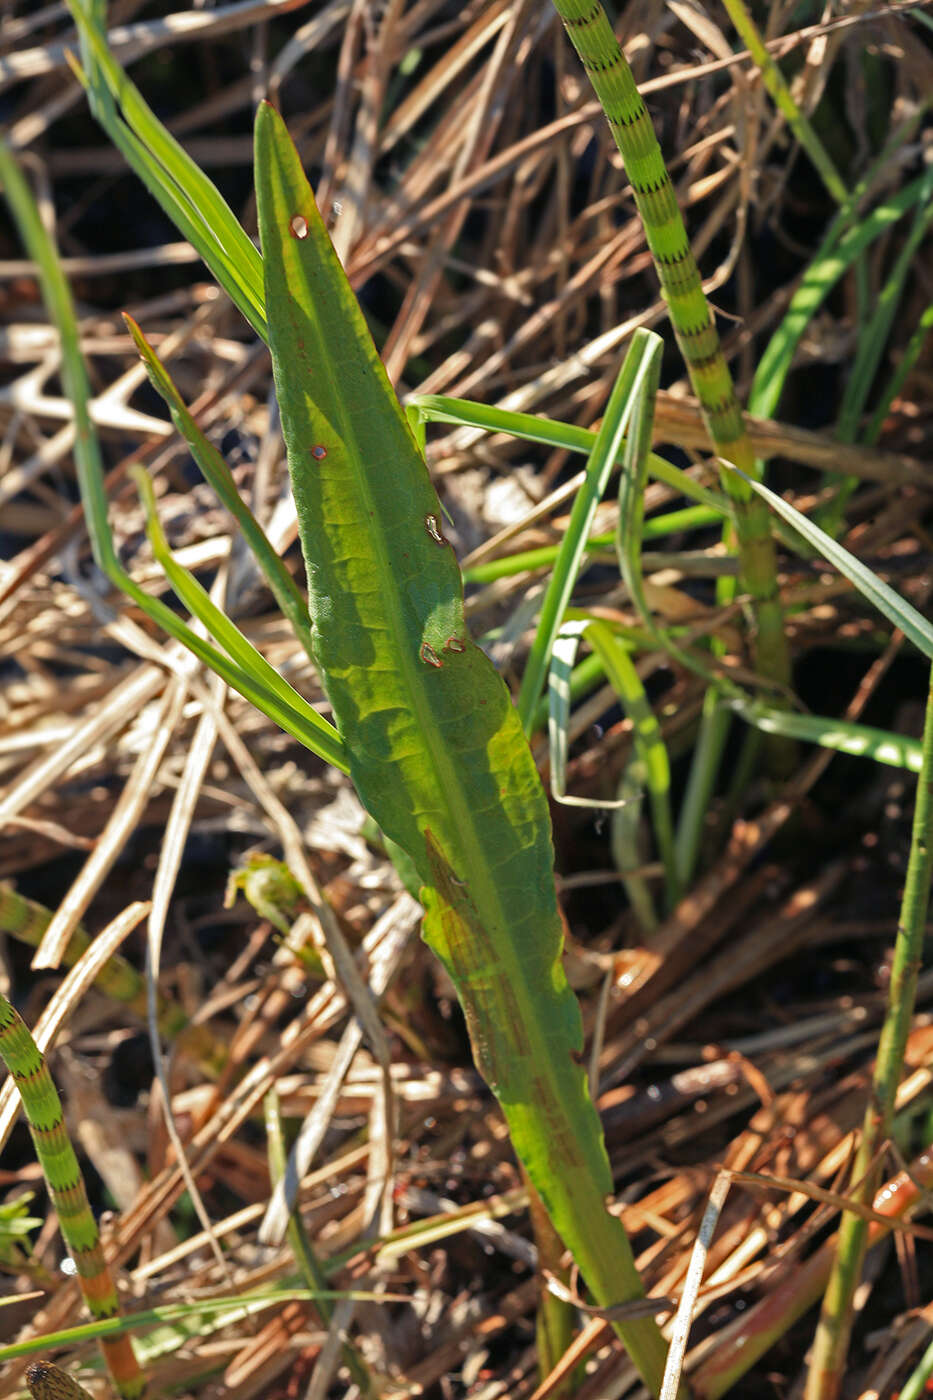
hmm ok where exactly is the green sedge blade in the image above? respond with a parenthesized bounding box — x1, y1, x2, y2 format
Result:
(729, 700, 924, 773)
(516, 331, 656, 733)
(254, 102, 669, 1390)
(123, 315, 315, 663)
(724, 466, 933, 661)
(132, 468, 349, 772)
(411, 392, 728, 516)
(64, 1, 266, 338)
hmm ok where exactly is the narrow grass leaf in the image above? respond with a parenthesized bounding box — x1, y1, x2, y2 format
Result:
(0, 139, 347, 774)
(124, 316, 315, 662)
(724, 467, 933, 660)
(64, 1, 266, 338)
(548, 622, 630, 810)
(517, 332, 657, 732)
(585, 620, 679, 910)
(412, 393, 728, 515)
(750, 172, 932, 420)
(132, 469, 348, 771)
(729, 700, 923, 773)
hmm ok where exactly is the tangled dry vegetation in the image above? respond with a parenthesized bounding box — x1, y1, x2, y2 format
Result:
(1, 2, 933, 1397)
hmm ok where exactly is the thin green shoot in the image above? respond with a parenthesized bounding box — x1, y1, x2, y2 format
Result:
(0, 138, 348, 776)
(722, 466, 933, 661)
(516, 330, 662, 733)
(64, 1, 266, 337)
(718, 0, 848, 205)
(806, 660, 933, 1398)
(410, 393, 728, 518)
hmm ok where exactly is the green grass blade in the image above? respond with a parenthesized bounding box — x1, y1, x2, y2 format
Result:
(0, 994, 144, 1398)
(123, 315, 316, 663)
(264, 1091, 376, 1397)
(724, 467, 933, 660)
(64, 1, 266, 338)
(729, 701, 923, 773)
(255, 101, 670, 1393)
(750, 172, 932, 421)
(131, 469, 349, 771)
(585, 621, 680, 910)
(806, 661, 933, 1398)
(719, 0, 847, 205)
(517, 332, 658, 732)
(0, 139, 347, 775)
(411, 393, 728, 516)
(547, 622, 634, 812)
(463, 506, 724, 586)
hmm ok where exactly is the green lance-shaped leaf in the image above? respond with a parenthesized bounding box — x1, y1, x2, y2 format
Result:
(0, 993, 144, 1398)
(254, 103, 670, 1391)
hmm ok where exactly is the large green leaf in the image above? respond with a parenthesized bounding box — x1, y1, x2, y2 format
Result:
(254, 103, 669, 1388)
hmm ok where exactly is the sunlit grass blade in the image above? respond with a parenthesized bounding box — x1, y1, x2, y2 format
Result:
(0, 138, 347, 775)
(516, 330, 660, 733)
(729, 700, 923, 773)
(0, 1288, 398, 1366)
(723, 466, 933, 660)
(256, 101, 672, 1393)
(719, 0, 847, 205)
(547, 624, 630, 811)
(123, 315, 316, 663)
(750, 170, 933, 421)
(548, 615, 679, 917)
(411, 393, 728, 516)
(0, 995, 144, 1398)
(131, 468, 348, 771)
(585, 621, 679, 911)
(64, 0, 266, 338)
(463, 506, 724, 586)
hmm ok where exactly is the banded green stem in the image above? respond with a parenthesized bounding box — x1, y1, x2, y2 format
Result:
(551, 0, 791, 696)
(0, 993, 144, 1399)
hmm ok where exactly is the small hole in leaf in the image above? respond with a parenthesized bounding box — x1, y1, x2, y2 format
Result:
(290, 214, 309, 239)
(420, 642, 443, 668)
(424, 514, 447, 545)
(310, 445, 327, 459)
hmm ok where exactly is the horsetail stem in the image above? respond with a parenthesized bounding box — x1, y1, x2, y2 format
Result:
(551, 0, 791, 694)
(0, 993, 144, 1398)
